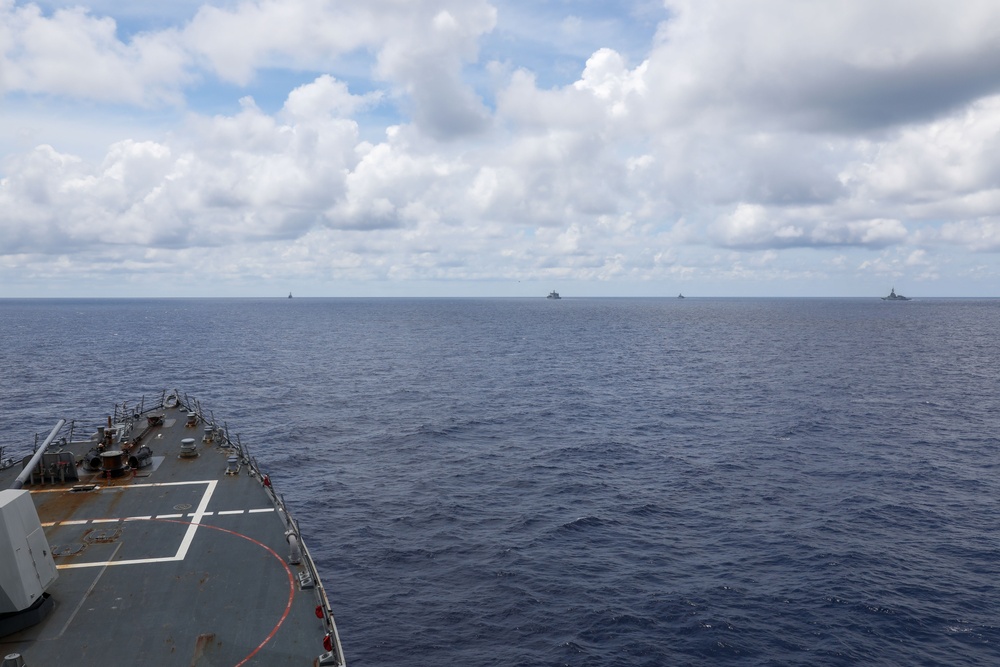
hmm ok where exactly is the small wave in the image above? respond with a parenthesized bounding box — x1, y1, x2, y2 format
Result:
(558, 515, 620, 533)
(626, 502, 662, 518)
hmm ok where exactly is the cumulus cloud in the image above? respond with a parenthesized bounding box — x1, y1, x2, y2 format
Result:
(709, 202, 911, 249)
(840, 96, 1000, 209)
(372, 6, 496, 139)
(646, 0, 1000, 132)
(573, 48, 647, 118)
(281, 75, 380, 121)
(1, 79, 368, 254)
(0, 1, 189, 105)
(2, 0, 495, 122)
(3, 0, 1000, 295)
(937, 219, 1000, 252)
(183, 0, 498, 139)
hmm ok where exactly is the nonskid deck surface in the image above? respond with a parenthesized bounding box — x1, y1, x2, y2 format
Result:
(0, 396, 344, 667)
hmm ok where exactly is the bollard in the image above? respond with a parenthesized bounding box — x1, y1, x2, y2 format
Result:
(3, 653, 27, 667)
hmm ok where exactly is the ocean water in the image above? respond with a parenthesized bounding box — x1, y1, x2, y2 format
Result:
(2, 297, 999, 666)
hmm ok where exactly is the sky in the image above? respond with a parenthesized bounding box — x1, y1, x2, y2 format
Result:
(3, 0, 1000, 297)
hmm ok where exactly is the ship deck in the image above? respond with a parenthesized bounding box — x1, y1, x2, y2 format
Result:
(0, 395, 344, 666)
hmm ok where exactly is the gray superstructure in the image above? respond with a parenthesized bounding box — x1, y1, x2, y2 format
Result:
(0, 391, 345, 666)
(881, 287, 911, 301)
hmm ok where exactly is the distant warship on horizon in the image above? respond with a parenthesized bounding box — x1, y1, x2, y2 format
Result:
(881, 287, 911, 301)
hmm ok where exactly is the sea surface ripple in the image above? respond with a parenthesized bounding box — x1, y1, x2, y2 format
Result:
(2, 297, 999, 666)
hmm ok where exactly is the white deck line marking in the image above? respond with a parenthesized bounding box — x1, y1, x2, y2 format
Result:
(30, 487, 88, 494)
(42, 522, 56, 527)
(59, 555, 188, 569)
(56, 479, 218, 570)
(174, 479, 217, 561)
(249, 508, 275, 513)
(189, 512, 215, 517)
(124, 515, 152, 521)
(61, 520, 89, 525)
(217, 510, 245, 515)
(53, 542, 123, 638)
(156, 513, 183, 519)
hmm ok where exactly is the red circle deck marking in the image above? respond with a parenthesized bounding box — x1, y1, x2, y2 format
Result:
(151, 518, 297, 666)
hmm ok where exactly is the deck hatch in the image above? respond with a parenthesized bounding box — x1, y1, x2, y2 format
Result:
(83, 524, 123, 544)
(51, 544, 86, 557)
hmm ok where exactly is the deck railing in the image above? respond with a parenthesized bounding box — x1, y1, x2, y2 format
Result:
(163, 390, 346, 667)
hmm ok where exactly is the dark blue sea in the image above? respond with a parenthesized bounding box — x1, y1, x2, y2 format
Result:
(3, 297, 1000, 666)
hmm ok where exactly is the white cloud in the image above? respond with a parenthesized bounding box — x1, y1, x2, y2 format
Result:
(841, 96, 1000, 207)
(647, 0, 1000, 132)
(3, 0, 1000, 295)
(937, 219, 1000, 252)
(710, 204, 910, 249)
(181, 0, 368, 85)
(281, 75, 381, 124)
(0, 2, 189, 104)
(573, 48, 647, 117)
